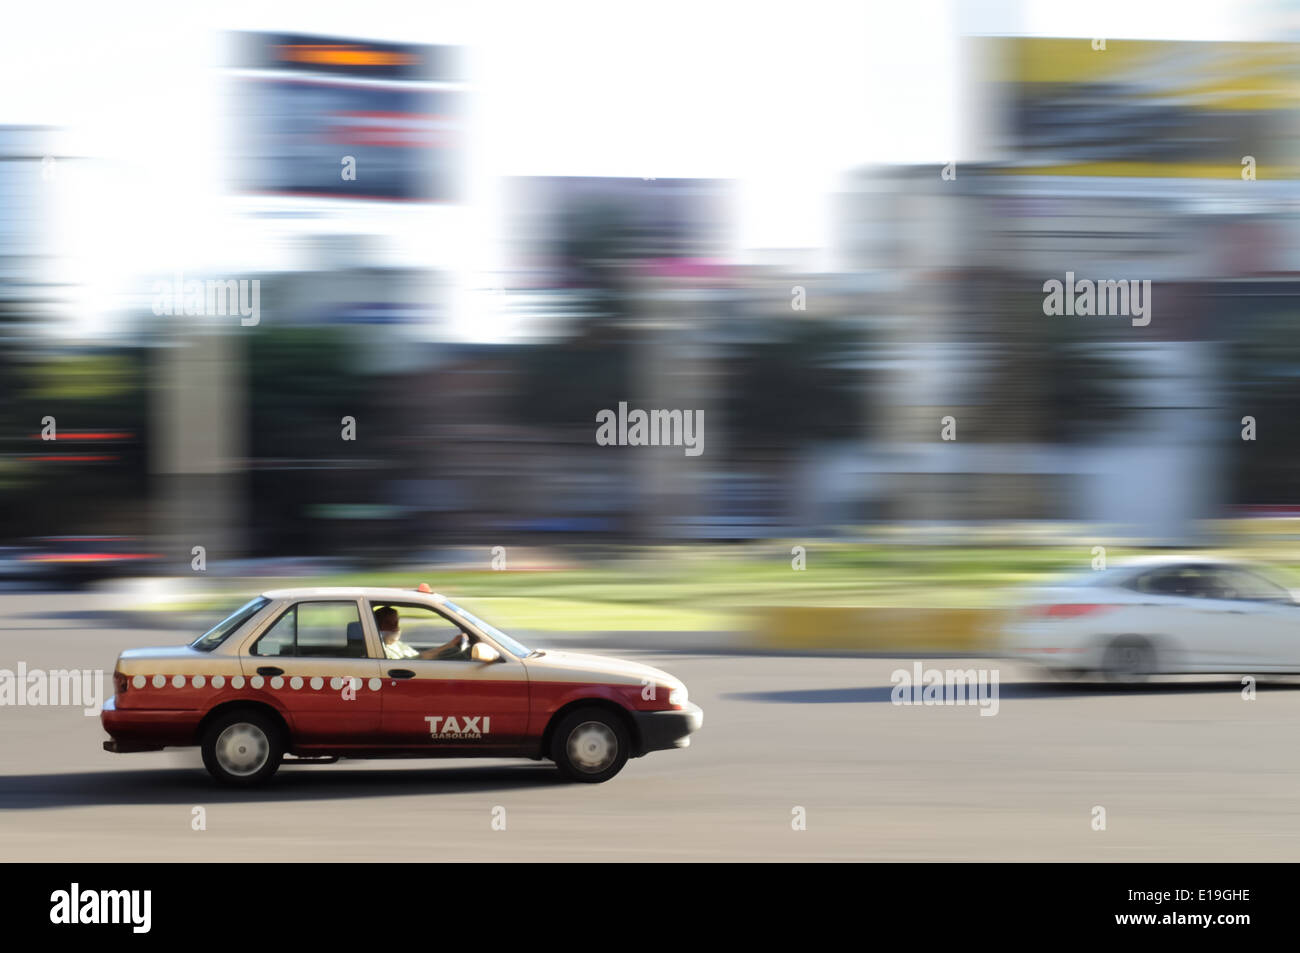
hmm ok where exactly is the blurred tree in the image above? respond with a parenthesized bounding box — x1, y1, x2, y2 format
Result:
(245, 326, 378, 554)
(723, 319, 867, 451)
(973, 278, 1142, 443)
(512, 198, 641, 430)
(0, 340, 148, 539)
(1224, 303, 1300, 503)
(558, 200, 643, 301)
(247, 327, 370, 457)
(510, 338, 633, 432)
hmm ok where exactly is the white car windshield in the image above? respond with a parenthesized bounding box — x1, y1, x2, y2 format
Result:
(1050, 566, 1133, 588)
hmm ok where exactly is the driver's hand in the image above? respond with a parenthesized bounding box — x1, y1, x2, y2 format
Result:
(426, 632, 469, 659)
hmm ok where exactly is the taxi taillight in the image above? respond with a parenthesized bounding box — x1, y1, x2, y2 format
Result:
(1029, 603, 1114, 619)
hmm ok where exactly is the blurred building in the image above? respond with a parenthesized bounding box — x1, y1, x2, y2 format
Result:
(0, 127, 59, 320)
(150, 33, 467, 565)
(830, 37, 1300, 542)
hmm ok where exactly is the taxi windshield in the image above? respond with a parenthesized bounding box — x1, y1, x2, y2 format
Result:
(191, 597, 270, 651)
(443, 599, 531, 658)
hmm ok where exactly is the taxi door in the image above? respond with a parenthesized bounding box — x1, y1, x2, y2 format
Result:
(365, 600, 531, 752)
(241, 599, 384, 746)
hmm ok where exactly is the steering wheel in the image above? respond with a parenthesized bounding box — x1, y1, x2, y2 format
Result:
(437, 632, 469, 659)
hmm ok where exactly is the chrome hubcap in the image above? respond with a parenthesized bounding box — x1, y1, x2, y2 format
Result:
(216, 723, 270, 776)
(567, 721, 617, 773)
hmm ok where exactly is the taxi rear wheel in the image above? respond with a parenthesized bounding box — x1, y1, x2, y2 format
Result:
(201, 710, 283, 786)
(551, 707, 630, 783)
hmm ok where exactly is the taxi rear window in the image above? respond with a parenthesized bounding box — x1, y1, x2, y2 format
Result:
(191, 597, 270, 651)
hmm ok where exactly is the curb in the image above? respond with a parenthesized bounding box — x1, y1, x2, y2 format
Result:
(751, 606, 1006, 653)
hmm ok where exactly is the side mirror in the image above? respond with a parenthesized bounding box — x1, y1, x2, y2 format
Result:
(471, 642, 501, 663)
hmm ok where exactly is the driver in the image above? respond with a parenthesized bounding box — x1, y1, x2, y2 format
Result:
(374, 606, 468, 660)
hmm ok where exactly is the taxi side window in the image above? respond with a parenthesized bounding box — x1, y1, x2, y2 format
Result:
(252, 601, 368, 658)
(372, 603, 472, 658)
(253, 607, 296, 656)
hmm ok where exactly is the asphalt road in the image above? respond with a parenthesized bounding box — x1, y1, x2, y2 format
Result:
(2, 592, 1299, 861)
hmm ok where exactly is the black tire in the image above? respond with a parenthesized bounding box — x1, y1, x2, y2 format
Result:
(1101, 636, 1156, 684)
(201, 710, 283, 786)
(550, 707, 630, 783)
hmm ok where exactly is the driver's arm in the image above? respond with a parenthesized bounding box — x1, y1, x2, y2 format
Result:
(419, 631, 468, 660)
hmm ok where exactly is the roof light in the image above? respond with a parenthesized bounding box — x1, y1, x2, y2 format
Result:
(416, 583, 432, 593)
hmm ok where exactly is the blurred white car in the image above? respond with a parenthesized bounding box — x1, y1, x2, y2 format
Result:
(1002, 556, 1300, 679)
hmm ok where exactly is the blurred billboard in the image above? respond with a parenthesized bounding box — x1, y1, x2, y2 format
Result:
(228, 31, 463, 202)
(983, 37, 1300, 179)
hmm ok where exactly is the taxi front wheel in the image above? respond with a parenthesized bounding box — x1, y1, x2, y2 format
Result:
(201, 710, 284, 786)
(551, 707, 630, 783)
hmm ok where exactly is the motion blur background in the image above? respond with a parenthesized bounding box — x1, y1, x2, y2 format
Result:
(5, 0, 1300, 644)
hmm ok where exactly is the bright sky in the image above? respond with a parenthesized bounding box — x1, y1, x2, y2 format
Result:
(0, 0, 1284, 339)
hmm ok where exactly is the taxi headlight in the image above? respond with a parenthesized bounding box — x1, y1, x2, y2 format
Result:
(668, 686, 687, 708)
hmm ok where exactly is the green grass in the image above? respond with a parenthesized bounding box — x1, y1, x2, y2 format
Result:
(132, 543, 1175, 632)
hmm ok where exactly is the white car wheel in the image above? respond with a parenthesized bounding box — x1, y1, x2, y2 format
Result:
(1102, 638, 1156, 683)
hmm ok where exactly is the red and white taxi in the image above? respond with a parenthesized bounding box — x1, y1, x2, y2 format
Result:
(101, 586, 703, 785)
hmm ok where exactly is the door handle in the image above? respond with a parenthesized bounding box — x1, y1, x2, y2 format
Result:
(257, 666, 284, 676)
(387, 669, 416, 679)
